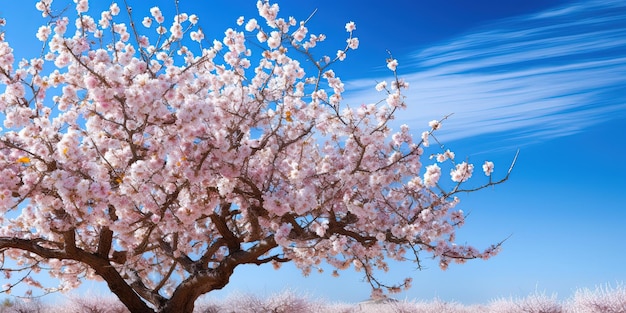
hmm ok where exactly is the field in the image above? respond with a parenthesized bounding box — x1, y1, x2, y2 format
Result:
(0, 284, 624, 313)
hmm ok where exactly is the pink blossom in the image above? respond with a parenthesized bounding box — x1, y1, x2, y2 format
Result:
(156, 25, 167, 35)
(175, 13, 188, 23)
(336, 50, 346, 61)
(386, 92, 404, 108)
(75, 0, 88, 13)
(387, 58, 398, 71)
(424, 164, 441, 187)
(347, 37, 359, 50)
(267, 31, 281, 49)
(150, 7, 162, 20)
(434, 149, 455, 163)
(256, 31, 268, 42)
(275, 223, 293, 246)
(483, 161, 494, 176)
(313, 220, 329, 237)
(190, 30, 204, 42)
(169, 22, 183, 40)
(345, 21, 356, 32)
(245, 18, 258, 31)
(375, 81, 387, 91)
(189, 14, 199, 25)
(421, 131, 430, 147)
(292, 25, 307, 42)
(444, 149, 455, 160)
(109, 3, 120, 15)
(451, 162, 474, 183)
(257, 1, 279, 25)
(54, 17, 69, 35)
(99, 11, 112, 28)
(142, 17, 152, 28)
(35, 1, 51, 15)
(36, 26, 51, 42)
(428, 119, 441, 130)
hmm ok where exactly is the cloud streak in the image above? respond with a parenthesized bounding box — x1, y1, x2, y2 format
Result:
(345, 0, 626, 144)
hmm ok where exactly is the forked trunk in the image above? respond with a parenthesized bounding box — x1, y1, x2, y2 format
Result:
(160, 297, 196, 313)
(112, 287, 199, 313)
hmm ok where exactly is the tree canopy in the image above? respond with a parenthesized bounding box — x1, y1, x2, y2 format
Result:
(0, 1, 513, 312)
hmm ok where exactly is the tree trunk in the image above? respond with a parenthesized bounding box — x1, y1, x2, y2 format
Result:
(158, 266, 235, 313)
(91, 259, 155, 313)
(160, 296, 196, 313)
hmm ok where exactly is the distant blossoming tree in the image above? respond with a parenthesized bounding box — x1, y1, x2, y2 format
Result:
(0, 0, 515, 312)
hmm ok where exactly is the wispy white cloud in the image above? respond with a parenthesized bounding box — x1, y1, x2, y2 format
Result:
(344, 0, 626, 144)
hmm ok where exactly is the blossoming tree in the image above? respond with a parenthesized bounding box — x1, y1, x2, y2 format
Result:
(0, 0, 515, 312)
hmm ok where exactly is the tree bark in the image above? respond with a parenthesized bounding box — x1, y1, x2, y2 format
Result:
(92, 260, 155, 313)
(0, 236, 154, 312)
(159, 261, 235, 313)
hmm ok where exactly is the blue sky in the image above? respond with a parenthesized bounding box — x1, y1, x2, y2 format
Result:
(1, 0, 625, 305)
